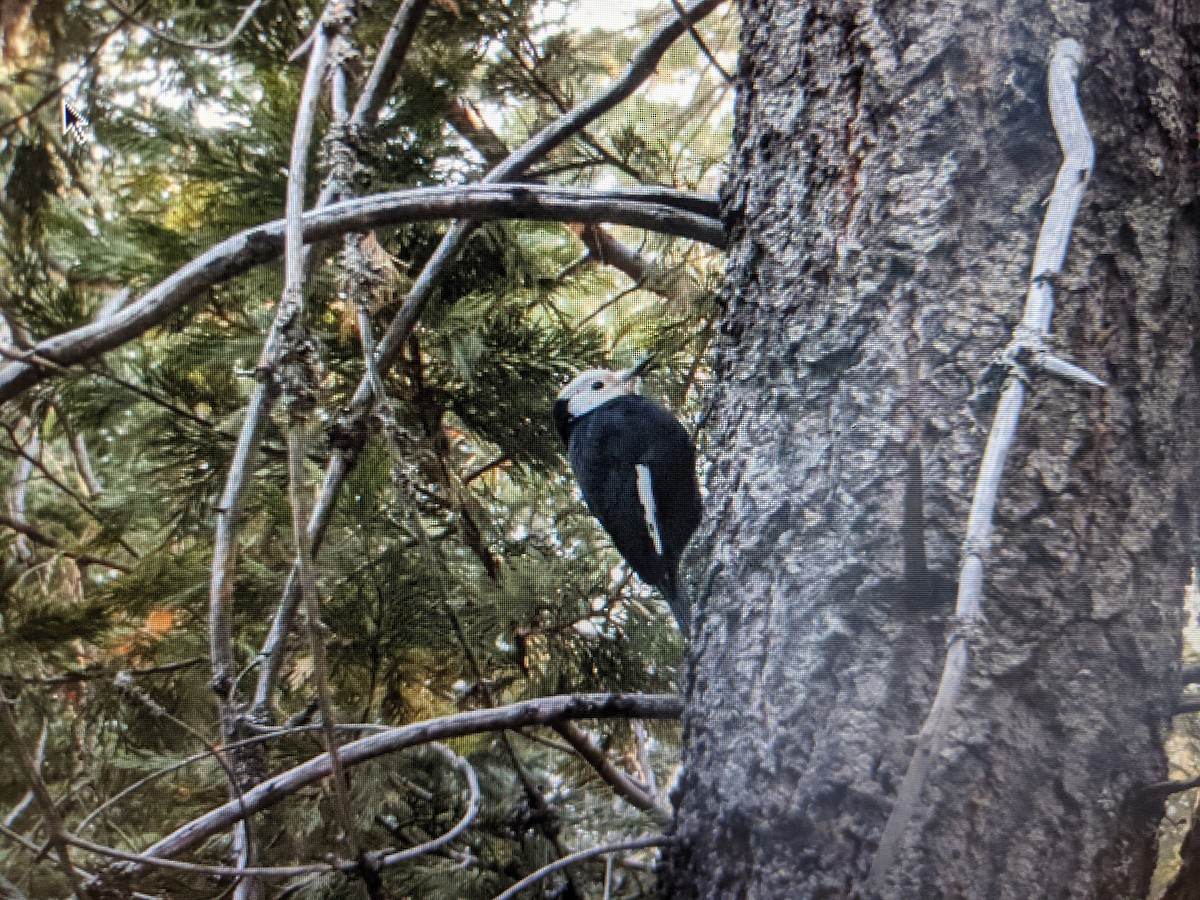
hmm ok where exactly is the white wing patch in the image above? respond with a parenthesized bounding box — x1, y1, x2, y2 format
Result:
(635, 463, 664, 556)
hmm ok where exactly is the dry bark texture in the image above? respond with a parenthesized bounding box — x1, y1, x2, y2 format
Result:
(663, 1, 1200, 898)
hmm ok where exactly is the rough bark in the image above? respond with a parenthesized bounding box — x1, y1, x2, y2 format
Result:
(664, 1, 1200, 898)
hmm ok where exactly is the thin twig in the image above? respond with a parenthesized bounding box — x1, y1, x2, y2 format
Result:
(286, 423, 361, 855)
(0, 684, 87, 898)
(373, 743, 480, 866)
(96, 0, 267, 51)
(0, 512, 131, 571)
(23, 657, 205, 687)
(0, 426, 139, 559)
(667, 0, 733, 83)
(490, 836, 669, 900)
(865, 39, 1094, 892)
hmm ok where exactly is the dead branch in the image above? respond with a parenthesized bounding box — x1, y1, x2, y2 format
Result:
(119, 693, 680, 873)
(865, 39, 1096, 892)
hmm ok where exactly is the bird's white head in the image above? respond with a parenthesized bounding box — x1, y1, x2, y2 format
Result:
(557, 367, 637, 419)
(553, 358, 652, 442)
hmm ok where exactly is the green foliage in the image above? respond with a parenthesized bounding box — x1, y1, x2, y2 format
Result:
(0, 0, 733, 896)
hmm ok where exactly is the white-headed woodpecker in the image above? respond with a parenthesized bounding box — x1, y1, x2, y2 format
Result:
(553, 360, 703, 633)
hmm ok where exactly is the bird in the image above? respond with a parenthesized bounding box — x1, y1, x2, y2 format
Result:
(553, 359, 703, 633)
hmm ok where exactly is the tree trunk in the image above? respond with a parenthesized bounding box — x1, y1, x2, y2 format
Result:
(664, 1, 1200, 898)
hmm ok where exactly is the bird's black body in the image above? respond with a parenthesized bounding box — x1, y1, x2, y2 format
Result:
(554, 390, 702, 631)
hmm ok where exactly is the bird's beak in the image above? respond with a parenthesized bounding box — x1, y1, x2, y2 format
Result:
(620, 356, 656, 382)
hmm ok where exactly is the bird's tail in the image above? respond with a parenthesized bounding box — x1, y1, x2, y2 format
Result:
(662, 569, 692, 637)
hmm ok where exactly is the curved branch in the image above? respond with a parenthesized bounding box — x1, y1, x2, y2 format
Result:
(125, 693, 680, 871)
(0, 186, 721, 405)
(96, 0, 267, 51)
(491, 836, 669, 900)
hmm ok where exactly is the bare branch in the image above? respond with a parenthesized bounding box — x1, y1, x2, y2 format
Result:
(667, 0, 733, 83)
(552, 721, 667, 815)
(491, 836, 669, 900)
(866, 39, 1095, 891)
(127, 694, 680, 869)
(96, 0, 268, 51)
(0, 186, 720, 405)
(214, 13, 343, 900)
(350, 0, 431, 132)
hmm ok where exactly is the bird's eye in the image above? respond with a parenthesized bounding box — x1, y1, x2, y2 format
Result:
(591, 381, 605, 390)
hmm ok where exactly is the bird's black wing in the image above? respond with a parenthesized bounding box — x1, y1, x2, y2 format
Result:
(567, 395, 701, 593)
